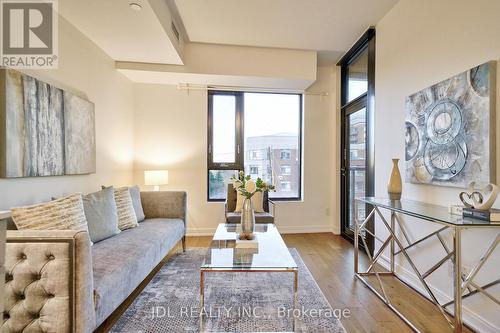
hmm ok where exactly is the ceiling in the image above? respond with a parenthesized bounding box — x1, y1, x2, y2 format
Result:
(59, 0, 397, 66)
(59, 0, 183, 64)
(173, 0, 398, 64)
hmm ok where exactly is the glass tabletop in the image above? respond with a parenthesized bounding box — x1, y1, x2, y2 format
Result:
(357, 197, 500, 227)
(201, 223, 297, 270)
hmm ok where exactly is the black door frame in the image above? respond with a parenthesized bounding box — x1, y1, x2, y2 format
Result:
(338, 28, 376, 255)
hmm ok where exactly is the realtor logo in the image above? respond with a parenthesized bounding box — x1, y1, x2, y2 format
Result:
(1, 0, 58, 68)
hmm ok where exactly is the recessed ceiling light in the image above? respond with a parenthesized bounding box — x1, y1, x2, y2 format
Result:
(129, 2, 142, 11)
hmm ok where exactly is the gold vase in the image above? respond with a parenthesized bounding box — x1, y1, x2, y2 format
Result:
(240, 197, 255, 239)
(388, 158, 402, 201)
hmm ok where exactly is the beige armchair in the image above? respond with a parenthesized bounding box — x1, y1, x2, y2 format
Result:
(225, 184, 275, 223)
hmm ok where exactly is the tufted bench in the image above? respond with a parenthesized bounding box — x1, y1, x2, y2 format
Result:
(2, 191, 187, 333)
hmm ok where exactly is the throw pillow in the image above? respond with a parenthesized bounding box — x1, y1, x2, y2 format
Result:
(128, 185, 146, 222)
(11, 193, 88, 231)
(234, 191, 264, 213)
(83, 187, 121, 243)
(114, 187, 139, 230)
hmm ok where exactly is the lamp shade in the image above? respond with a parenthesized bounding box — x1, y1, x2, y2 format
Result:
(144, 170, 169, 186)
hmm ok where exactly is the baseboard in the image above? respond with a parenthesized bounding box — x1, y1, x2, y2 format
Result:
(277, 225, 334, 234)
(186, 224, 334, 236)
(186, 227, 217, 236)
(378, 255, 499, 333)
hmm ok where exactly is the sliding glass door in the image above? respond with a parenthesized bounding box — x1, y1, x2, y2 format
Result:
(346, 104, 367, 233)
(338, 28, 375, 254)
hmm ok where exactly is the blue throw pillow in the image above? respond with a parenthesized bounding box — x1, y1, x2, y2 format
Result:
(83, 187, 121, 243)
(128, 185, 146, 222)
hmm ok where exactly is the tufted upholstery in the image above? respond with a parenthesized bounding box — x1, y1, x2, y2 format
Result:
(4, 242, 70, 332)
(3, 230, 94, 333)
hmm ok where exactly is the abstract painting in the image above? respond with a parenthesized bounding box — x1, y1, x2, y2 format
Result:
(64, 92, 96, 175)
(0, 69, 95, 178)
(405, 61, 496, 188)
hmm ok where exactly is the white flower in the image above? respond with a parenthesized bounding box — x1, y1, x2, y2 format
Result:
(244, 180, 256, 193)
(233, 180, 242, 189)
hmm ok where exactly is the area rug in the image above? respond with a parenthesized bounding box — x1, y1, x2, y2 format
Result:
(111, 248, 347, 333)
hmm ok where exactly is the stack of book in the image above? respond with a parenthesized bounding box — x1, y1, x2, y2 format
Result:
(462, 207, 500, 222)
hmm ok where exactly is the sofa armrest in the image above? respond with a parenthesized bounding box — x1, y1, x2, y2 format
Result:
(3, 230, 94, 333)
(140, 191, 187, 224)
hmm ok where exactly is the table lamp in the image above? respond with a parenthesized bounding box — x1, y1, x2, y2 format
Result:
(144, 170, 169, 191)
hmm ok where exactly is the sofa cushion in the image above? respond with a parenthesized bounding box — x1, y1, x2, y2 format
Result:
(91, 218, 185, 326)
(226, 212, 274, 224)
(83, 187, 121, 243)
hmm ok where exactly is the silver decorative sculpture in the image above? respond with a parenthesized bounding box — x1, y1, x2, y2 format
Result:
(459, 182, 499, 211)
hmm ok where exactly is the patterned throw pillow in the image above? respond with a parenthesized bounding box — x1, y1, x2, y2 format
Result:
(11, 193, 89, 231)
(114, 187, 139, 230)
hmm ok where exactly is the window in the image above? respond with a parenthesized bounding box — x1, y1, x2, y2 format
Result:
(208, 170, 239, 200)
(280, 150, 291, 160)
(280, 165, 291, 175)
(208, 91, 302, 201)
(280, 181, 291, 192)
(347, 50, 368, 102)
(249, 150, 262, 160)
(250, 166, 259, 174)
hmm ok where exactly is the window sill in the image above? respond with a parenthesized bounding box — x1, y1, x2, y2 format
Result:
(269, 198, 303, 203)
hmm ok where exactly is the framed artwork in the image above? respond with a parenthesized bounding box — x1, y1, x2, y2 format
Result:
(405, 61, 496, 188)
(0, 69, 95, 178)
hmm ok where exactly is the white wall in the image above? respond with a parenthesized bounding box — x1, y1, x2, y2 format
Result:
(117, 42, 317, 90)
(133, 66, 339, 235)
(0, 17, 135, 209)
(375, 0, 500, 331)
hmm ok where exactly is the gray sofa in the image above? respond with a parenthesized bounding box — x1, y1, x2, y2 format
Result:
(2, 191, 186, 333)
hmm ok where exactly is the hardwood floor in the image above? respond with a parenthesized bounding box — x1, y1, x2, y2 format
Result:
(97, 233, 472, 333)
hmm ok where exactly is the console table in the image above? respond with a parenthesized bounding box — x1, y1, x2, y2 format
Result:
(354, 197, 500, 333)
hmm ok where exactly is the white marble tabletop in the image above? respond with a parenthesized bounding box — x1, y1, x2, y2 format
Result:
(0, 211, 11, 220)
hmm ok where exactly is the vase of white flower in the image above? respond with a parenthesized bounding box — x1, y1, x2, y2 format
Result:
(231, 171, 275, 240)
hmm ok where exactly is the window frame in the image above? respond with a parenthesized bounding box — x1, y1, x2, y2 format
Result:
(207, 90, 303, 202)
(207, 91, 244, 171)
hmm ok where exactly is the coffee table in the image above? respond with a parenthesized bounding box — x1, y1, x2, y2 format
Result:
(200, 223, 298, 312)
